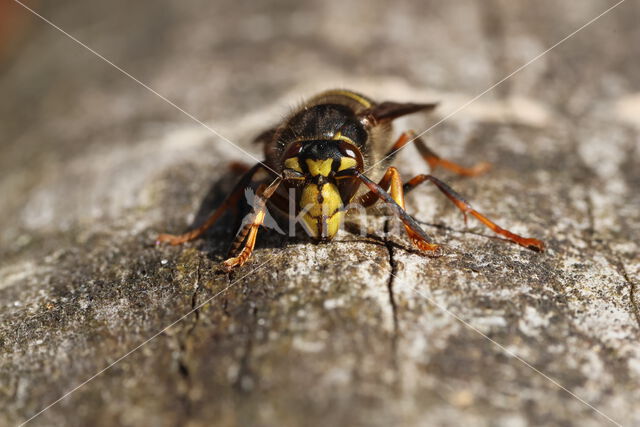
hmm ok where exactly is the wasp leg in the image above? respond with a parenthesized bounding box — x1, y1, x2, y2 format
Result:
(382, 131, 413, 162)
(351, 169, 441, 253)
(387, 130, 490, 177)
(356, 166, 405, 208)
(222, 177, 282, 271)
(156, 163, 264, 246)
(221, 210, 265, 271)
(414, 133, 490, 177)
(403, 174, 545, 251)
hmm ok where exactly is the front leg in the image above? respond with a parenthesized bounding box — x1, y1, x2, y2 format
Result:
(222, 209, 267, 272)
(222, 177, 282, 271)
(348, 168, 441, 253)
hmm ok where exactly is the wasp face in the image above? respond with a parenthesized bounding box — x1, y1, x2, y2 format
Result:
(282, 140, 362, 240)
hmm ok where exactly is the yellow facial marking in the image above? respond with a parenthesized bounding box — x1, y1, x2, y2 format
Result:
(284, 157, 302, 172)
(299, 183, 344, 239)
(306, 158, 334, 177)
(338, 157, 357, 171)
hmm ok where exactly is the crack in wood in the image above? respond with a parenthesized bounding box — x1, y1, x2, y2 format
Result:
(614, 256, 640, 330)
(383, 219, 401, 380)
(175, 260, 202, 418)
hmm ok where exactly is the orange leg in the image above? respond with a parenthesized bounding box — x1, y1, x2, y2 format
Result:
(384, 131, 413, 160)
(356, 166, 406, 208)
(222, 209, 266, 272)
(156, 164, 263, 246)
(353, 168, 440, 253)
(221, 177, 282, 271)
(403, 175, 545, 251)
(386, 130, 490, 177)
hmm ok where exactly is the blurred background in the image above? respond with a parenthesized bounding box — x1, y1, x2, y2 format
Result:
(1, 1, 639, 426)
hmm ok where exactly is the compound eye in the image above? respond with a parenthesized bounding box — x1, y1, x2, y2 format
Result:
(336, 141, 361, 172)
(337, 141, 357, 158)
(343, 147, 357, 158)
(283, 141, 303, 159)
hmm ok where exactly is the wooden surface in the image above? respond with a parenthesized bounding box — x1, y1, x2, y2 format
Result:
(1, 1, 639, 426)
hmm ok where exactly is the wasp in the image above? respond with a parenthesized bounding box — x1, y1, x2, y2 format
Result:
(157, 89, 544, 271)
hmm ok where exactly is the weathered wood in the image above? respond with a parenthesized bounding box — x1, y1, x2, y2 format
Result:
(1, 1, 639, 426)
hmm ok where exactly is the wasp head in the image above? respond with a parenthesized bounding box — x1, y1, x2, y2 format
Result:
(281, 139, 362, 240)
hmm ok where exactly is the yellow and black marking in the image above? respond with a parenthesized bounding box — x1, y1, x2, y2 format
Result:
(337, 157, 357, 172)
(299, 179, 343, 239)
(288, 143, 357, 239)
(284, 157, 302, 173)
(313, 89, 373, 109)
(329, 89, 372, 108)
(305, 158, 333, 177)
